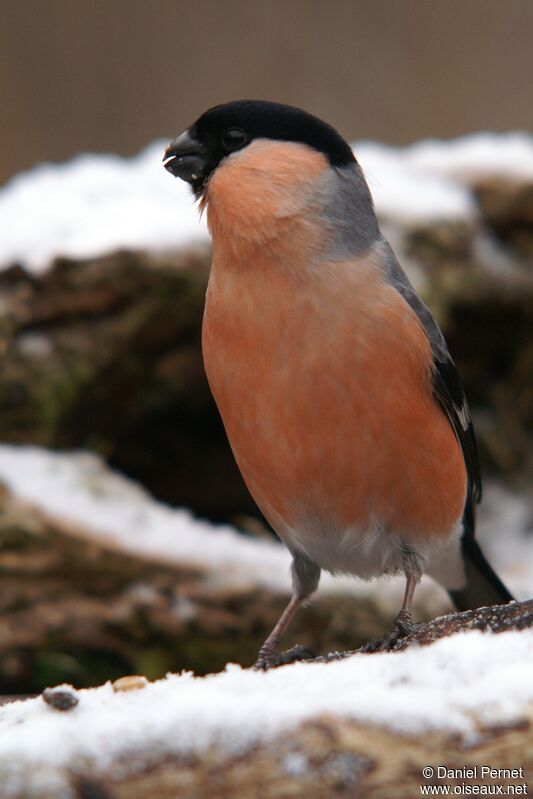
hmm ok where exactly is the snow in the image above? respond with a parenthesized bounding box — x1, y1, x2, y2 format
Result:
(0, 444, 530, 609)
(0, 141, 209, 273)
(355, 141, 475, 224)
(4, 132, 530, 273)
(356, 132, 533, 226)
(1, 628, 532, 794)
(408, 131, 533, 181)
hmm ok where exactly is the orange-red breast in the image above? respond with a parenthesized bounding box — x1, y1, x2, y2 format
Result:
(164, 100, 513, 668)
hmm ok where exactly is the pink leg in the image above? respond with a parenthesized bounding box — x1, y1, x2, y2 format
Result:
(395, 570, 419, 629)
(254, 594, 315, 670)
(362, 568, 421, 653)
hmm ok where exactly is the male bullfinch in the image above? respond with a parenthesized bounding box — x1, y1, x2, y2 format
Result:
(164, 100, 513, 669)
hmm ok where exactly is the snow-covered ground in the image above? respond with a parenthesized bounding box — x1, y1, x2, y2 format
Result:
(0, 444, 531, 610)
(1, 628, 532, 795)
(3, 131, 532, 273)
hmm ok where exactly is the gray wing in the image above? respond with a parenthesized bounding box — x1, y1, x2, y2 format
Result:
(379, 239, 481, 531)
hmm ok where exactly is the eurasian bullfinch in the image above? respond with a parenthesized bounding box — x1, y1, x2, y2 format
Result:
(164, 100, 513, 668)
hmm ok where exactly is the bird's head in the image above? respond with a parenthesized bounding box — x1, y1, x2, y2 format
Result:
(164, 100, 378, 257)
(163, 100, 356, 199)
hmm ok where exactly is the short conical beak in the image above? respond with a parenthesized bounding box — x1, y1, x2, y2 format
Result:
(163, 131, 208, 184)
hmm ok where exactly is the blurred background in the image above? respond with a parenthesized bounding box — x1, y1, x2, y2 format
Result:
(2, 0, 533, 184)
(0, 0, 531, 695)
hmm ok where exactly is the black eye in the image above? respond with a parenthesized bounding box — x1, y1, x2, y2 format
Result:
(222, 127, 248, 151)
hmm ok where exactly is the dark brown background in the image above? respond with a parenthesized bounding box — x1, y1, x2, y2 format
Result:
(1, 0, 532, 186)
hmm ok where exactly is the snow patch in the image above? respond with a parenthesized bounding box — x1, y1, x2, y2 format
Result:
(0, 628, 532, 794)
(0, 141, 208, 273)
(408, 131, 533, 181)
(356, 141, 475, 225)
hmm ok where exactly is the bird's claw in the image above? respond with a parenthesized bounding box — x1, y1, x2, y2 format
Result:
(253, 643, 317, 670)
(360, 618, 422, 653)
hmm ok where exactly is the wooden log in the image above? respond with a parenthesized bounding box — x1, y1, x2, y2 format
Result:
(2, 601, 532, 799)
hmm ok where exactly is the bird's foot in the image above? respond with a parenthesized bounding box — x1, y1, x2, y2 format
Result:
(361, 615, 422, 654)
(253, 643, 317, 670)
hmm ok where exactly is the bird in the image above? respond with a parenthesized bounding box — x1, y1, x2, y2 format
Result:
(163, 100, 514, 668)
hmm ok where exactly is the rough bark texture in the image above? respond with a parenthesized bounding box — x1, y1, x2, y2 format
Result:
(316, 598, 533, 662)
(67, 716, 533, 799)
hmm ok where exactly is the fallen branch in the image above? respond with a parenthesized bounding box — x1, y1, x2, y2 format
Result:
(315, 598, 533, 663)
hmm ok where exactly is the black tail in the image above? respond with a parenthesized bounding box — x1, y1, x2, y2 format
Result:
(449, 535, 515, 611)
